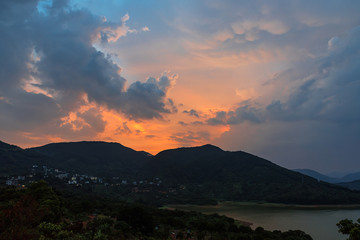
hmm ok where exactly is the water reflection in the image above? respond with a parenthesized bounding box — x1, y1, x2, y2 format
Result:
(168, 203, 360, 240)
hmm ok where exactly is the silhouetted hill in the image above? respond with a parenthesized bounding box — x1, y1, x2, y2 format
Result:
(3, 140, 360, 205)
(0, 140, 21, 151)
(144, 145, 360, 204)
(0, 141, 47, 176)
(29, 141, 151, 177)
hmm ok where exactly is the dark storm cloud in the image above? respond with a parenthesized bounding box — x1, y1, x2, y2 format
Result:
(0, 0, 175, 134)
(0, 91, 61, 131)
(206, 102, 262, 126)
(122, 74, 177, 119)
(227, 104, 263, 124)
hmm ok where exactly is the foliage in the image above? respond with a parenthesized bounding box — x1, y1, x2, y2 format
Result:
(0, 181, 314, 240)
(337, 218, 360, 240)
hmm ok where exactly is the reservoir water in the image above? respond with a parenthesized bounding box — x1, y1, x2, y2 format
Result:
(168, 202, 360, 240)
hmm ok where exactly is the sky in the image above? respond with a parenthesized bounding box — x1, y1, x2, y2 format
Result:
(1, 0, 360, 173)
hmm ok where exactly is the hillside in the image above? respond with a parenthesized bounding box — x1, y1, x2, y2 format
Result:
(28, 141, 151, 177)
(2, 140, 360, 205)
(0, 181, 313, 240)
(144, 145, 360, 204)
(0, 141, 47, 176)
(338, 180, 360, 191)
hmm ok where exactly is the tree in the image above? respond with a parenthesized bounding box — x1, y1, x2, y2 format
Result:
(337, 218, 360, 240)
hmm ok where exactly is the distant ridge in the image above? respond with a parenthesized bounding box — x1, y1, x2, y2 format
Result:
(0, 140, 21, 151)
(293, 169, 340, 183)
(2, 139, 360, 205)
(29, 141, 151, 177)
(294, 168, 360, 184)
(145, 145, 360, 204)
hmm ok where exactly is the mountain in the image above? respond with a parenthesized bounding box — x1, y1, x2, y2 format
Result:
(3, 140, 360, 205)
(294, 169, 360, 184)
(28, 141, 151, 177)
(293, 169, 340, 183)
(0, 140, 47, 176)
(338, 180, 360, 191)
(144, 145, 360, 204)
(341, 172, 360, 183)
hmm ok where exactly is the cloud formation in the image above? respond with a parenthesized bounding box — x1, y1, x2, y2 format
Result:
(0, 0, 176, 138)
(265, 26, 360, 124)
(170, 131, 210, 146)
(214, 25, 360, 172)
(183, 109, 200, 118)
(206, 102, 262, 126)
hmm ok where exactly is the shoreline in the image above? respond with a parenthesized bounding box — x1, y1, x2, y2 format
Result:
(165, 201, 360, 210)
(162, 205, 254, 227)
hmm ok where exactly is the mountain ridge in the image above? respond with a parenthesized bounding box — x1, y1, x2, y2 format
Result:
(2, 139, 360, 205)
(294, 168, 360, 184)
(28, 141, 151, 177)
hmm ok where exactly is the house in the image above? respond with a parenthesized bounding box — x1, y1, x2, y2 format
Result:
(6, 179, 14, 185)
(56, 173, 68, 179)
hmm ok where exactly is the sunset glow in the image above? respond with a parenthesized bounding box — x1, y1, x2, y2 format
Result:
(1, 0, 360, 172)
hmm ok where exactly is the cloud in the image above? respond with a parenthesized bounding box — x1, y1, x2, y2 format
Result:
(328, 36, 340, 51)
(115, 122, 132, 135)
(59, 107, 107, 136)
(142, 26, 150, 32)
(207, 111, 227, 125)
(265, 26, 360, 124)
(227, 104, 263, 124)
(231, 19, 289, 40)
(170, 131, 210, 146)
(0, 91, 62, 131)
(211, 26, 360, 126)
(214, 25, 360, 172)
(213, 29, 234, 42)
(206, 102, 263, 126)
(0, 0, 176, 140)
(183, 109, 200, 118)
(178, 121, 188, 126)
(122, 73, 178, 119)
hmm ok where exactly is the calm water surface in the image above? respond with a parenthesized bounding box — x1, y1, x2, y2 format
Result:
(168, 202, 360, 240)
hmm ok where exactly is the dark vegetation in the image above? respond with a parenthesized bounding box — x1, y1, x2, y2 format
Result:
(0, 181, 314, 240)
(337, 218, 360, 240)
(143, 144, 360, 205)
(0, 141, 48, 176)
(29, 141, 150, 178)
(338, 180, 360, 191)
(2, 140, 360, 205)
